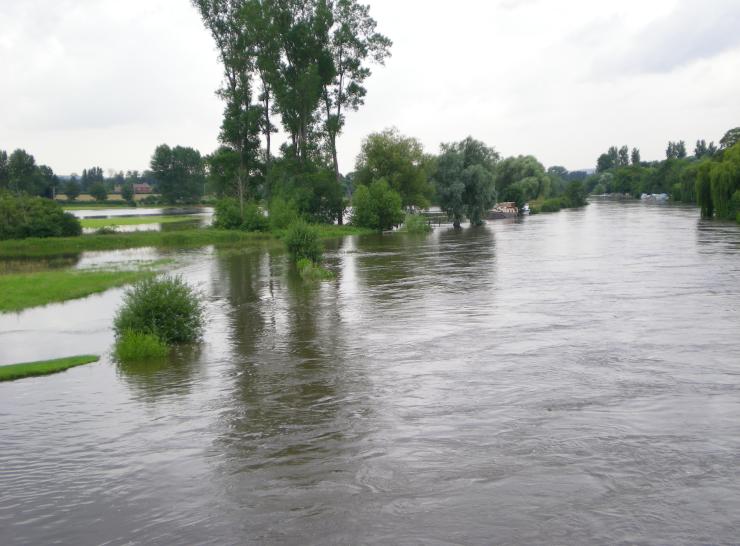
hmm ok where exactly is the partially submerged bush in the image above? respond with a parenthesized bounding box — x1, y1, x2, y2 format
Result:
(285, 220, 323, 264)
(213, 198, 268, 232)
(0, 192, 82, 240)
(114, 275, 204, 344)
(351, 179, 404, 231)
(114, 331, 168, 361)
(296, 258, 335, 281)
(402, 213, 432, 234)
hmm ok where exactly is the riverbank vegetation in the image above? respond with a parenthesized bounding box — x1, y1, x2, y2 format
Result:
(1, 192, 81, 240)
(0, 355, 100, 382)
(587, 127, 740, 222)
(0, 269, 155, 313)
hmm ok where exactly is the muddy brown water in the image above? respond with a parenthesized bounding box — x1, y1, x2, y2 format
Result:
(1, 201, 740, 545)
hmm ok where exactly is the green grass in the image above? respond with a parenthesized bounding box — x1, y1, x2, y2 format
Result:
(0, 226, 373, 258)
(80, 215, 198, 229)
(0, 355, 100, 382)
(297, 258, 336, 281)
(0, 269, 155, 312)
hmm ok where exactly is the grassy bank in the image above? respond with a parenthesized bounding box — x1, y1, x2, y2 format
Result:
(80, 215, 199, 229)
(0, 355, 100, 382)
(0, 269, 155, 312)
(0, 226, 373, 258)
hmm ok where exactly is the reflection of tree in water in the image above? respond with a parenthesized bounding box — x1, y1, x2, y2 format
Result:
(215, 249, 364, 479)
(696, 219, 740, 254)
(115, 345, 202, 402)
(354, 226, 497, 299)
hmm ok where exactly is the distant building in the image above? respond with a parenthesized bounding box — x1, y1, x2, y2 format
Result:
(133, 183, 153, 194)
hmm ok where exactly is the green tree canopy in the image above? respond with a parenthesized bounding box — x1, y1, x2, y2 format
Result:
(434, 137, 499, 228)
(150, 145, 206, 204)
(354, 128, 432, 208)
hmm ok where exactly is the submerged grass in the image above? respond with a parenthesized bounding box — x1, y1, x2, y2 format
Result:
(80, 216, 197, 229)
(114, 331, 169, 361)
(0, 269, 155, 313)
(0, 355, 100, 382)
(0, 226, 373, 258)
(297, 258, 336, 281)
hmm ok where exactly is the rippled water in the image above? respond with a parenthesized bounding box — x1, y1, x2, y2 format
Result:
(1, 201, 740, 545)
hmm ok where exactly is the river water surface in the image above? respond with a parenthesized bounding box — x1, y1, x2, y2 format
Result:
(1, 201, 740, 545)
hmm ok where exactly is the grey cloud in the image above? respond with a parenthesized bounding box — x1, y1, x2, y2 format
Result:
(592, 0, 740, 76)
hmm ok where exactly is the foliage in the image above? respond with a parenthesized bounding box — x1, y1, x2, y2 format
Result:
(0, 192, 82, 241)
(268, 195, 301, 230)
(0, 356, 100, 382)
(296, 258, 335, 281)
(121, 183, 135, 203)
(213, 198, 269, 232)
(150, 144, 206, 204)
(354, 128, 432, 208)
(0, 269, 153, 313)
(720, 127, 740, 150)
(351, 178, 404, 231)
(402, 213, 432, 234)
(494, 155, 549, 203)
(435, 138, 499, 227)
(64, 178, 81, 201)
(89, 182, 108, 201)
(540, 198, 565, 213)
(114, 331, 169, 361)
(285, 220, 323, 264)
(268, 158, 345, 224)
(666, 141, 687, 160)
(563, 180, 588, 208)
(114, 275, 204, 345)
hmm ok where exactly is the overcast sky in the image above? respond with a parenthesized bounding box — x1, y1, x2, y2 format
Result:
(1, 0, 739, 175)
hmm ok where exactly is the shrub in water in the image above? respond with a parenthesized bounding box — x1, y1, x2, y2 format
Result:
(402, 213, 432, 234)
(0, 192, 82, 240)
(114, 275, 204, 344)
(241, 202, 269, 232)
(296, 258, 335, 281)
(114, 331, 168, 361)
(285, 220, 323, 264)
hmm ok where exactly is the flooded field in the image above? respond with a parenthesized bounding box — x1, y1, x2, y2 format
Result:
(1, 201, 740, 544)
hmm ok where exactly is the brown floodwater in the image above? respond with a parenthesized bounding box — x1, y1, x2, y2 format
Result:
(1, 201, 740, 545)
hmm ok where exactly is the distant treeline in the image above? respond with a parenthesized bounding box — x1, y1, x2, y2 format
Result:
(587, 127, 740, 221)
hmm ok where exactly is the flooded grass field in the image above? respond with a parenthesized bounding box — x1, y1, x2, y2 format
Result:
(1, 201, 740, 544)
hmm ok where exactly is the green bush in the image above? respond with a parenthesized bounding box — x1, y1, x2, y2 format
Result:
(95, 226, 118, 235)
(0, 192, 82, 240)
(351, 178, 404, 231)
(402, 213, 432, 233)
(214, 198, 268, 232)
(285, 220, 323, 264)
(114, 275, 204, 344)
(564, 180, 588, 208)
(296, 258, 335, 281)
(540, 198, 564, 213)
(268, 196, 300, 231)
(114, 331, 168, 361)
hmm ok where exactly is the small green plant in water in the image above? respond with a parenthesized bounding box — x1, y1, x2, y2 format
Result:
(402, 213, 432, 234)
(285, 220, 323, 264)
(114, 331, 168, 361)
(296, 258, 335, 281)
(114, 275, 204, 344)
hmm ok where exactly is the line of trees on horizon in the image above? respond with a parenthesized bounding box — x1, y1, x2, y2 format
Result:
(587, 127, 740, 222)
